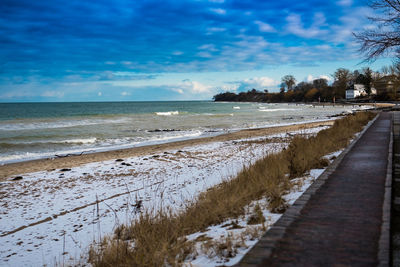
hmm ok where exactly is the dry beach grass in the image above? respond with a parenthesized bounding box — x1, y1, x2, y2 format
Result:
(88, 111, 376, 266)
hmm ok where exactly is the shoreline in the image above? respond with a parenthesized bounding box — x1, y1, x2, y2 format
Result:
(0, 120, 335, 180)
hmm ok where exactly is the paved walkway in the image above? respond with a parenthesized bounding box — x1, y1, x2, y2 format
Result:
(239, 112, 392, 266)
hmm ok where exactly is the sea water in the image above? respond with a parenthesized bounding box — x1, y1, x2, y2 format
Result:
(0, 101, 367, 164)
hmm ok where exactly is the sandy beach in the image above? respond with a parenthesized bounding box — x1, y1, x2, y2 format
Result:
(0, 120, 335, 181)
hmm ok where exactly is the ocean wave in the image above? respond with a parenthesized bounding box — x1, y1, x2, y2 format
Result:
(0, 138, 97, 149)
(0, 118, 128, 131)
(155, 111, 179, 116)
(0, 147, 98, 164)
(61, 138, 97, 144)
(141, 130, 203, 143)
(258, 108, 296, 112)
(0, 152, 46, 164)
(148, 129, 182, 133)
(202, 113, 234, 117)
(0, 131, 207, 164)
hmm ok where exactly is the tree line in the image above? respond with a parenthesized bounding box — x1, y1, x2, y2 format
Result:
(213, 63, 400, 103)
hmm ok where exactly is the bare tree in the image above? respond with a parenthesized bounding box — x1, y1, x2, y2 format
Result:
(354, 0, 400, 61)
(333, 68, 352, 98)
(381, 61, 400, 75)
(380, 62, 400, 98)
(281, 75, 296, 91)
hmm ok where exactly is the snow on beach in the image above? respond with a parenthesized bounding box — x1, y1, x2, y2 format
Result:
(0, 125, 338, 266)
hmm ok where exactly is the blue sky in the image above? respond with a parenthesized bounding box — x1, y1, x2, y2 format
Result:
(0, 0, 392, 102)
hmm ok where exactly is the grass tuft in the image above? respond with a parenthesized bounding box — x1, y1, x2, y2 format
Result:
(247, 204, 266, 225)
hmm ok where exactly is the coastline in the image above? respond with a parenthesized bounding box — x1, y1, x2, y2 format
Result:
(0, 119, 335, 180)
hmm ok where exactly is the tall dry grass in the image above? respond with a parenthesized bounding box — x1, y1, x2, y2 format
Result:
(89, 111, 376, 266)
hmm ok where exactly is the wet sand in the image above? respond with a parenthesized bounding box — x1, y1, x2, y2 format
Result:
(0, 120, 335, 180)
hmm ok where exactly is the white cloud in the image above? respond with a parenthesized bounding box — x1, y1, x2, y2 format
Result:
(98, 92, 102, 96)
(196, 51, 213, 58)
(314, 12, 326, 25)
(121, 61, 133, 65)
(41, 91, 64, 98)
(254, 20, 276, 33)
(363, 24, 377, 31)
(305, 74, 331, 82)
(198, 44, 218, 51)
(315, 45, 331, 51)
(164, 80, 214, 97)
(171, 88, 184, 94)
(121, 91, 131, 96)
(182, 80, 212, 93)
(337, 0, 353, 7)
(206, 27, 226, 35)
(237, 77, 279, 91)
(172, 51, 184, 56)
(0, 90, 34, 99)
(330, 7, 375, 43)
(210, 8, 226, 15)
(233, 34, 269, 49)
(113, 71, 137, 76)
(286, 13, 328, 38)
(320, 75, 331, 81)
(220, 84, 239, 92)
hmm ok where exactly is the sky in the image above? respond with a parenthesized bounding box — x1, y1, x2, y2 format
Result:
(0, 0, 393, 102)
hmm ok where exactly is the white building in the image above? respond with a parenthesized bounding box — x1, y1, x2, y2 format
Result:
(345, 84, 377, 99)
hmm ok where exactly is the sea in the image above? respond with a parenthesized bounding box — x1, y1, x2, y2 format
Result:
(0, 101, 369, 164)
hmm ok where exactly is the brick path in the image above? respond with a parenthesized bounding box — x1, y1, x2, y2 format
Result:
(239, 112, 392, 266)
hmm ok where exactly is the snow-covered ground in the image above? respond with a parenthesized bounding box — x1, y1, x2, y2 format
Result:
(0, 126, 338, 266)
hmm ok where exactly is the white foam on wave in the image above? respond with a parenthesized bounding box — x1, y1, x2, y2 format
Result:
(0, 147, 98, 165)
(1, 138, 98, 146)
(61, 138, 97, 144)
(0, 152, 46, 164)
(0, 118, 128, 131)
(155, 111, 179, 116)
(0, 131, 207, 164)
(202, 113, 235, 117)
(258, 108, 296, 112)
(147, 130, 203, 142)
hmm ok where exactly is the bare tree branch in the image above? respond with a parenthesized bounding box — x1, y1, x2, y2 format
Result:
(354, 0, 400, 61)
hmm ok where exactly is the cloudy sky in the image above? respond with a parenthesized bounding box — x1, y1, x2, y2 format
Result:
(0, 0, 392, 102)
